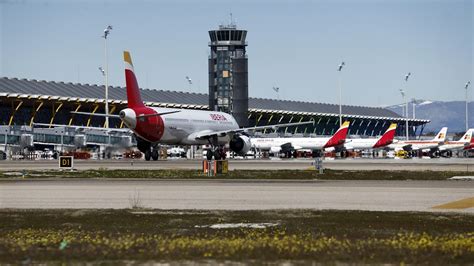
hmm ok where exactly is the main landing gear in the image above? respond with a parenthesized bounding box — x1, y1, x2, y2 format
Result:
(206, 136, 226, 160)
(206, 147, 226, 160)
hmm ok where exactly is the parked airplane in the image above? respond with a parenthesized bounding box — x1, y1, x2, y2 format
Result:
(344, 123, 397, 150)
(251, 121, 350, 156)
(464, 135, 474, 151)
(438, 129, 473, 156)
(41, 51, 313, 161)
(388, 127, 448, 154)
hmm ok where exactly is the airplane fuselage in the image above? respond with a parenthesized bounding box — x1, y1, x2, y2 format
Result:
(121, 106, 240, 145)
(251, 137, 330, 152)
(388, 141, 441, 151)
(344, 139, 379, 150)
(439, 141, 468, 151)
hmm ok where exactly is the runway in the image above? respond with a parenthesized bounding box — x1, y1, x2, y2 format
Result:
(1, 179, 473, 213)
(0, 158, 473, 171)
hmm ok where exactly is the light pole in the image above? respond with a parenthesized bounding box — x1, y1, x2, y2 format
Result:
(337, 61, 345, 126)
(404, 72, 411, 140)
(400, 88, 408, 140)
(466, 81, 471, 131)
(272, 86, 280, 100)
(185, 76, 192, 91)
(102, 25, 112, 129)
(412, 98, 416, 137)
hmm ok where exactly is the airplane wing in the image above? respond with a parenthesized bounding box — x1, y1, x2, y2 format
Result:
(403, 144, 414, 151)
(32, 123, 132, 133)
(280, 142, 295, 151)
(71, 111, 121, 118)
(71, 110, 180, 118)
(193, 120, 315, 140)
(389, 142, 412, 151)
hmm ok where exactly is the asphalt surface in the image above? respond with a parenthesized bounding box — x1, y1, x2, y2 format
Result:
(1, 179, 473, 213)
(0, 158, 473, 171)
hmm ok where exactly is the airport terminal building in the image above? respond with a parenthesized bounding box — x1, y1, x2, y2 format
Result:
(0, 77, 429, 154)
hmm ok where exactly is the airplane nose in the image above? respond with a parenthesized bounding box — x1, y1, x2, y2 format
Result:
(119, 108, 136, 129)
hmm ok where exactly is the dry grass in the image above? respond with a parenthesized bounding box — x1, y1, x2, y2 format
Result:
(0, 209, 472, 264)
(0, 169, 471, 180)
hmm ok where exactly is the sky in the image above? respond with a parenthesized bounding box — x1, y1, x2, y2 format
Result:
(0, 0, 472, 108)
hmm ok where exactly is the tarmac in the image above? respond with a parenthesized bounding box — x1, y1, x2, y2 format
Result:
(1, 179, 473, 213)
(1, 158, 473, 212)
(0, 157, 473, 171)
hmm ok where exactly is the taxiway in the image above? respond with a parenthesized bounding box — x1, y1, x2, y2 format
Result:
(1, 179, 472, 213)
(0, 158, 473, 171)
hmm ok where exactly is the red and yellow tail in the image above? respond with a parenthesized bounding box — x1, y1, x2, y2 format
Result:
(324, 121, 350, 148)
(373, 123, 397, 148)
(432, 127, 448, 142)
(124, 51, 145, 108)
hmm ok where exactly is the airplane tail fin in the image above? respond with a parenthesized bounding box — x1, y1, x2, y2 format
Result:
(324, 121, 350, 148)
(432, 127, 448, 142)
(373, 123, 397, 148)
(124, 51, 145, 108)
(459, 129, 473, 143)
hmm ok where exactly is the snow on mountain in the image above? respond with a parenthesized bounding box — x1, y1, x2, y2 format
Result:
(386, 100, 474, 133)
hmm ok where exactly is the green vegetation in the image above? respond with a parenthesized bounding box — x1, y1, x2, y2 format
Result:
(0, 169, 471, 180)
(0, 209, 472, 264)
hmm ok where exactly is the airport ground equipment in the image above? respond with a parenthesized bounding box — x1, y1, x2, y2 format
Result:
(315, 157, 324, 174)
(203, 160, 228, 176)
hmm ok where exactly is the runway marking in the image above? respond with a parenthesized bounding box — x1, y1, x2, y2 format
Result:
(432, 197, 474, 209)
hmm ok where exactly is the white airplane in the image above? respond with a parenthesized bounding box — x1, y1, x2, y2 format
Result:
(464, 136, 474, 151)
(344, 123, 397, 150)
(388, 127, 448, 152)
(438, 129, 473, 156)
(251, 121, 350, 155)
(45, 51, 313, 161)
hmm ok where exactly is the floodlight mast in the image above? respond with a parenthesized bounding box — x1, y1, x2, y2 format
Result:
(466, 81, 471, 131)
(399, 88, 408, 141)
(272, 86, 280, 100)
(185, 76, 192, 91)
(337, 61, 345, 127)
(102, 25, 112, 129)
(404, 72, 411, 140)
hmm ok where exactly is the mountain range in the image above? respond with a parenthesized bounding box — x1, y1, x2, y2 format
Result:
(386, 101, 474, 134)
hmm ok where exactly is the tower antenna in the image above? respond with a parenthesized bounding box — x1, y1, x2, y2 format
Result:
(229, 12, 234, 27)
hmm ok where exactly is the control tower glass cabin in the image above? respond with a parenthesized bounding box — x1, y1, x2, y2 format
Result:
(208, 24, 248, 127)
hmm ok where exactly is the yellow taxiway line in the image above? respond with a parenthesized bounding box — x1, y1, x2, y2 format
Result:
(432, 197, 474, 209)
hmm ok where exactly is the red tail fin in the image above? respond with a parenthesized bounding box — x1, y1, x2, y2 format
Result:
(124, 51, 145, 108)
(324, 121, 350, 148)
(373, 123, 397, 148)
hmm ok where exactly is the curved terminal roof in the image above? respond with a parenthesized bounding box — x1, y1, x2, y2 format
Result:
(0, 77, 428, 123)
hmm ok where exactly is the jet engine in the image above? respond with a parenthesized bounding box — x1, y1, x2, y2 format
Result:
(270, 146, 282, 154)
(229, 135, 251, 155)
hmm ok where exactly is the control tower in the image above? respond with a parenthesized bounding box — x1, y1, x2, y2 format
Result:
(208, 22, 248, 127)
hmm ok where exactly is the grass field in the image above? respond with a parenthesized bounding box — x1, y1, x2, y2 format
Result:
(0, 169, 471, 180)
(0, 209, 473, 264)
